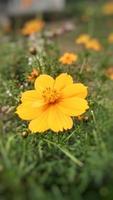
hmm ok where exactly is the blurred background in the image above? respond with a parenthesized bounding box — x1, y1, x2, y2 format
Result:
(1, 1, 113, 200)
(0, 0, 107, 26)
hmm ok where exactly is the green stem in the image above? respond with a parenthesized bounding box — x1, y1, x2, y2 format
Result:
(0, 140, 11, 169)
(43, 138, 83, 167)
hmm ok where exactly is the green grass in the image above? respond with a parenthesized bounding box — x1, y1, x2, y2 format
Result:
(1, 1, 113, 200)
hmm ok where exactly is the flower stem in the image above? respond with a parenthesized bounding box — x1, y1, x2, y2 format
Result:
(43, 138, 83, 167)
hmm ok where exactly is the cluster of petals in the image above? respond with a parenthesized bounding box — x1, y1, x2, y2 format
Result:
(76, 34, 90, 45)
(59, 53, 78, 65)
(16, 73, 89, 133)
(27, 68, 39, 82)
(102, 2, 113, 15)
(76, 34, 102, 51)
(21, 19, 45, 36)
(85, 38, 102, 51)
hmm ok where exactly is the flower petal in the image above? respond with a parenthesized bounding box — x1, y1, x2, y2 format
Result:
(21, 90, 45, 107)
(21, 90, 41, 102)
(35, 74, 54, 90)
(61, 83, 88, 99)
(54, 73, 73, 90)
(58, 97, 89, 116)
(16, 103, 44, 120)
(48, 105, 73, 132)
(29, 109, 49, 132)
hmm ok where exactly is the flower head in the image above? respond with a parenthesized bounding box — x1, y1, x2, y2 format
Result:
(16, 73, 89, 133)
(59, 53, 78, 65)
(102, 2, 113, 15)
(76, 34, 102, 51)
(108, 33, 113, 43)
(27, 68, 39, 82)
(21, 19, 45, 36)
(105, 67, 113, 80)
(85, 38, 102, 51)
(76, 34, 90, 45)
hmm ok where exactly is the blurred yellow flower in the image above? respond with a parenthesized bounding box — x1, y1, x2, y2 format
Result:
(76, 34, 90, 45)
(21, 19, 45, 36)
(108, 33, 113, 43)
(27, 68, 39, 82)
(85, 38, 102, 51)
(16, 73, 89, 133)
(59, 53, 78, 65)
(76, 34, 102, 51)
(102, 2, 113, 15)
(105, 67, 113, 80)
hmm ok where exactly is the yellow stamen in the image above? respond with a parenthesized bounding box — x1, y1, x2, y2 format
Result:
(42, 87, 60, 104)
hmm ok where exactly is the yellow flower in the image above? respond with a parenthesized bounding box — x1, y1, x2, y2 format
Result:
(105, 67, 113, 80)
(59, 53, 78, 65)
(76, 34, 90, 45)
(21, 19, 45, 36)
(16, 73, 89, 133)
(27, 68, 39, 83)
(85, 38, 102, 51)
(102, 2, 113, 15)
(108, 33, 113, 43)
(76, 34, 102, 51)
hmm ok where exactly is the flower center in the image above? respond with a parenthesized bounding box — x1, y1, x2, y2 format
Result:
(42, 87, 60, 104)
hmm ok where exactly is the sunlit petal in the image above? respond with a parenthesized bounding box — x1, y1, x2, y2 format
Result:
(54, 73, 73, 90)
(35, 74, 54, 90)
(58, 97, 89, 116)
(48, 105, 73, 132)
(29, 109, 49, 132)
(61, 83, 88, 99)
